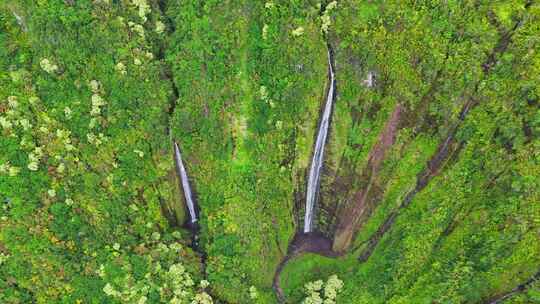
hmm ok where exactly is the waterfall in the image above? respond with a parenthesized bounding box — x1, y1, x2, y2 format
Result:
(174, 142, 198, 223)
(304, 48, 336, 233)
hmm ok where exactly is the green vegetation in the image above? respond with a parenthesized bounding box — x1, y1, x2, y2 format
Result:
(1, 1, 539, 303)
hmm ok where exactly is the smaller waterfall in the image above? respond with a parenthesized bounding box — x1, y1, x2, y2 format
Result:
(304, 48, 336, 233)
(174, 142, 197, 223)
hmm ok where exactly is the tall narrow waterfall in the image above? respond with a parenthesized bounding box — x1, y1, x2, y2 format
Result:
(304, 48, 336, 233)
(174, 142, 198, 223)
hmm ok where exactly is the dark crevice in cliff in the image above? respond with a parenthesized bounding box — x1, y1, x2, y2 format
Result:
(355, 9, 530, 263)
(484, 270, 540, 304)
(155, 0, 179, 139)
(483, 0, 532, 74)
(164, 69, 180, 138)
(153, 0, 183, 227)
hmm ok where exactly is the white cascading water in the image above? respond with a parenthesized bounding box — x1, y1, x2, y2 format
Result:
(174, 142, 197, 223)
(304, 48, 335, 233)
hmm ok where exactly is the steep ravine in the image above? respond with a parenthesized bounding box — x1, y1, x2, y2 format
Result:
(154, 0, 182, 226)
(156, 1, 535, 302)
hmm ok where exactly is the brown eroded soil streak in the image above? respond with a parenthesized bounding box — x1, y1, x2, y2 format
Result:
(357, 102, 488, 262)
(326, 54, 448, 247)
(332, 104, 403, 252)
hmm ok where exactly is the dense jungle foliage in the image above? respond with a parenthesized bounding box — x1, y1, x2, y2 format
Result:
(0, 0, 539, 303)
